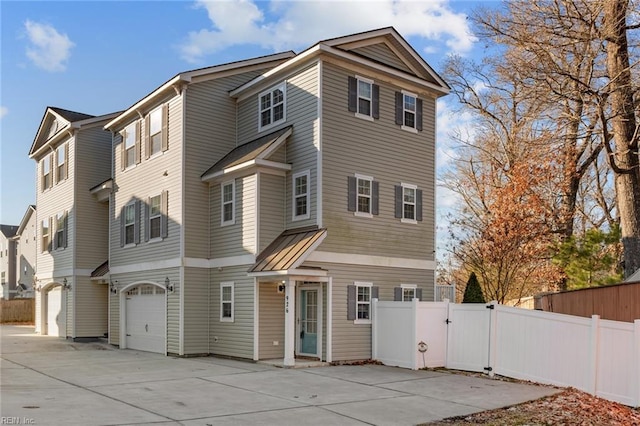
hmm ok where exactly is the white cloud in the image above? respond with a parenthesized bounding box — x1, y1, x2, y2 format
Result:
(0, 106, 7, 120)
(179, 0, 476, 63)
(24, 20, 75, 72)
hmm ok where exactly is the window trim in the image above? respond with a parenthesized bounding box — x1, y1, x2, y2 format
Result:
(220, 281, 234, 322)
(401, 284, 417, 301)
(148, 106, 163, 158)
(355, 75, 374, 121)
(123, 121, 138, 170)
(354, 174, 373, 218)
(401, 183, 418, 224)
(258, 82, 286, 132)
(56, 143, 68, 183)
(354, 281, 373, 324)
(292, 170, 310, 221)
(123, 202, 137, 246)
(41, 218, 50, 253)
(42, 155, 51, 191)
(54, 212, 65, 250)
(148, 194, 162, 240)
(401, 90, 418, 133)
(221, 180, 236, 226)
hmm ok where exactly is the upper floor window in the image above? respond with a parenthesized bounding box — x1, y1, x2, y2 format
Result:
(145, 105, 167, 158)
(395, 91, 423, 132)
(395, 183, 423, 223)
(347, 282, 378, 324)
(121, 201, 140, 246)
(348, 76, 379, 120)
(53, 212, 67, 250)
(145, 191, 168, 241)
(348, 174, 379, 217)
(41, 218, 50, 253)
(259, 83, 286, 131)
(122, 121, 139, 169)
(293, 170, 310, 221)
(220, 281, 234, 322)
(42, 155, 51, 191)
(221, 181, 235, 226)
(56, 143, 68, 183)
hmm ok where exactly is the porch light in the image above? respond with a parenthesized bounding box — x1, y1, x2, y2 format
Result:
(165, 277, 174, 293)
(62, 278, 71, 290)
(109, 280, 118, 295)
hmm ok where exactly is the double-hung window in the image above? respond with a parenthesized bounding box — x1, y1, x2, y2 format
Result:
(56, 144, 67, 182)
(347, 282, 377, 324)
(123, 122, 137, 169)
(395, 183, 423, 223)
(149, 195, 162, 239)
(41, 219, 50, 252)
(395, 91, 423, 132)
(220, 282, 234, 322)
(259, 83, 286, 131)
(54, 213, 66, 250)
(293, 171, 310, 220)
(348, 76, 379, 120)
(394, 284, 422, 301)
(357, 177, 372, 214)
(124, 203, 136, 245)
(221, 181, 235, 226)
(42, 155, 51, 191)
(347, 174, 379, 217)
(148, 107, 162, 157)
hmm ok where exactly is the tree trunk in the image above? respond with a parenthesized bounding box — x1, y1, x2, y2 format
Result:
(603, 0, 640, 278)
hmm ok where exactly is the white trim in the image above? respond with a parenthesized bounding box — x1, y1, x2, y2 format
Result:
(220, 281, 234, 322)
(326, 277, 332, 362)
(249, 269, 328, 278)
(292, 170, 310, 221)
(354, 75, 374, 119)
(317, 60, 323, 229)
(307, 251, 436, 270)
(181, 255, 256, 269)
(353, 281, 372, 325)
(110, 258, 182, 274)
(401, 125, 418, 134)
(253, 278, 259, 360)
(296, 284, 322, 358)
(401, 283, 417, 301)
(355, 113, 374, 122)
(258, 82, 287, 132)
(202, 159, 291, 182)
(221, 180, 236, 226)
(354, 174, 374, 216)
(401, 182, 417, 222)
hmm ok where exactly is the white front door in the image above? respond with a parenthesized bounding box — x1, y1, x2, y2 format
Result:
(125, 285, 166, 354)
(46, 287, 63, 337)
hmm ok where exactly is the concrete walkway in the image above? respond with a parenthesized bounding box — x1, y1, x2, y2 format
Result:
(1, 325, 559, 425)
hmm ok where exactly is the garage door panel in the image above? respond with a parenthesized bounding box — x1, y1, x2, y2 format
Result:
(125, 287, 165, 354)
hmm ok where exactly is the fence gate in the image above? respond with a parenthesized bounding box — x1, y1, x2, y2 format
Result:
(446, 303, 492, 373)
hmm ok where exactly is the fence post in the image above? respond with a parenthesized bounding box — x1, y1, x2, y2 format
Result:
(588, 315, 600, 396)
(412, 298, 418, 370)
(372, 298, 378, 361)
(488, 301, 497, 377)
(634, 320, 640, 407)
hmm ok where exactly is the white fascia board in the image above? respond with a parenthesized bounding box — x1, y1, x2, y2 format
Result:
(306, 251, 436, 270)
(248, 269, 328, 278)
(29, 127, 73, 159)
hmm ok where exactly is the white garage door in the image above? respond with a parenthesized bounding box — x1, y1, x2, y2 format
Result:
(125, 285, 166, 353)
(47, 287, 63, 337)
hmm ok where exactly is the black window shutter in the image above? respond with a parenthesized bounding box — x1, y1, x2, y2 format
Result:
(416, 189, 423, 221)
(120, 207, 125, 247)
(372, 84, 380, 119)
(144, 198, 150, 242)
(394, 185, 403, 218)
(347, 176, 357, 212)
(416, 99, 423, 131)
(347, 285, 356, 320)
(161, 190, 168, 238)
(394, 287, 402, 301)
(134, 201, 141, 245)
(416, 288, 423, 301)
(372, 286, 379, 300)
(348, 76, 357, 112)
(372, 181, 379, 215)
(63, 212, 68, 248)
(395, 92, 403, 125)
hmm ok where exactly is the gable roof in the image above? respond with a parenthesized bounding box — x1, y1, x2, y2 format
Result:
(104, 52, 296, 132)
(91, 260, 109, 279)
(626, 268, 640, 283)
(0, 225, 19, 239)
(249, 226, 327, 275)
(29, 108, 121, 159)
(16, 205, 36, 237)
(201, 126, 292, 182)
(230, 27, 449, 100)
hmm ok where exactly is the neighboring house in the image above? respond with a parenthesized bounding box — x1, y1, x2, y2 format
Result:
(0, 225, 19, 299)
(29, 107, 119, 339)
(626, 268, 640, 283)
(103, 27, 449, 365)
(13, 205, 37, 298)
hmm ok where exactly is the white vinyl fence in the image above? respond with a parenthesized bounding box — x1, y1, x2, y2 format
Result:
(371, 299, 640, 407)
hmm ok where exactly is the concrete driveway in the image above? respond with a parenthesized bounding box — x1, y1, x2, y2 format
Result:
(1, 325, 559, 425)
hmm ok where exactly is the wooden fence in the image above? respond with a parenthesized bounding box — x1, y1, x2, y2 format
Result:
(535, 281, 640, 322)
(0, 299, 35, 323)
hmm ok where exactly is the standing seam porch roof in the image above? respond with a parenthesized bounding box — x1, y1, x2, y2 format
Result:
(249, 227, 327, 273)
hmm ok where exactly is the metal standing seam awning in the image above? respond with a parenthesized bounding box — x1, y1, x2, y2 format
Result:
(248, 226, 327, 276)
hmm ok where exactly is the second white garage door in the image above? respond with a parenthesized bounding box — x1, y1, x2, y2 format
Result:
(125, 285, 166, 354)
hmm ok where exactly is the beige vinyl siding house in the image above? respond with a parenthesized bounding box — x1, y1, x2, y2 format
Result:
(29, 108, 117, 339)
(14, 205, 37, 298)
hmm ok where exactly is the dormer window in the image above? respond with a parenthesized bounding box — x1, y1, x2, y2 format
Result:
(259, 83, 286, 131)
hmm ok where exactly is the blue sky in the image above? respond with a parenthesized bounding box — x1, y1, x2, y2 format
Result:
(1, 0, 487, 250)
